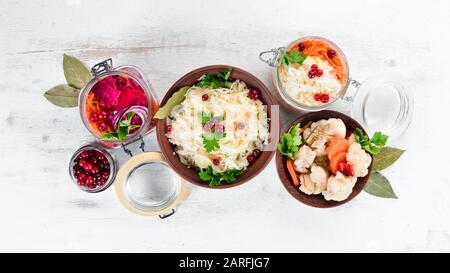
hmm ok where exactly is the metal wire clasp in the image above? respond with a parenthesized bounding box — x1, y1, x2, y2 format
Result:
(91, 58, 113, 77)
(121, 137, 146, 157)
(259, 47, 285, 67)
(342, 78, 362, 102)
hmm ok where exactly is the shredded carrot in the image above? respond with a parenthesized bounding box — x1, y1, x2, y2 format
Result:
(85, 91, 103, 136)
(286, 159, 300, 187)
(288, 39, 347, 85)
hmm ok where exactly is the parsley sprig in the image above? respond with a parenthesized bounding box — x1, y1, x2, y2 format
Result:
(199, 166, 244, 186)
(196, 68, 233, 89)
(101, 112, 140, 141)
(282, 50, 307, 66)
(277, 124, 302, 160)
(354, 128, 389, 155)
(201, 132, 226, 152)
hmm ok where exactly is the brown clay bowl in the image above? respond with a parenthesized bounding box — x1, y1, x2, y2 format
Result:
(275, 110, 373, 208)
(156, 65, 278, 189)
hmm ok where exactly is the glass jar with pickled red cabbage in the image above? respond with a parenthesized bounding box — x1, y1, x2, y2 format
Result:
(79, 59, 159, 148)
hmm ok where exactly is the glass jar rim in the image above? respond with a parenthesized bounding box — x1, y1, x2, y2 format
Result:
(275, 35, 350, 111)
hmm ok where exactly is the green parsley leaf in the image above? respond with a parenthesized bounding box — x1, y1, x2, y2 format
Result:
(101, 132, 119, 141)
(282, 51, 307, 65)
(198, 166, 244, 186)
(196, 68, 234, 89)
(101, 111, 141, 141)
(371, 132, 389, 147)
(277, 123, 302, 160)
(201, 132, 226, 152)
(200, 111, 213, 124)
(354, 128, 389, 155)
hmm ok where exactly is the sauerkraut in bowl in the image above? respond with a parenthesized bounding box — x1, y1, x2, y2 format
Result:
(156, 66, 276, 188)
(276, 111, 387, 207)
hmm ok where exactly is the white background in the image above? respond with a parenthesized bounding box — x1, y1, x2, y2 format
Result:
(0, 0, 449, 252)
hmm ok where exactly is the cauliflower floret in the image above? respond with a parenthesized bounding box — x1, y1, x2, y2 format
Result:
(348, 133, 356, 144)
(303, 118, 346, 150)
(294, 145, 315, 173)
(327, 118, 346, 138)
(303, 127, 327, 151)
(314, 145, 327, 157)
(322, 172, 357, 201)
(299, 174, 315, 195)
(309, 164, 329, 194)
(346, 142, 372, 177)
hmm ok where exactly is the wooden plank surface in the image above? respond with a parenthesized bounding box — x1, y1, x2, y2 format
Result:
(0, 0, 449, 252)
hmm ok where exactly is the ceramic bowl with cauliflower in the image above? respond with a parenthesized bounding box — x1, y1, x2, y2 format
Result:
(276, 110, 373, 208)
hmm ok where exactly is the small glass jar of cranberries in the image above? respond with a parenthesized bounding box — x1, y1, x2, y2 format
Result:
(69, 144, 117, 193)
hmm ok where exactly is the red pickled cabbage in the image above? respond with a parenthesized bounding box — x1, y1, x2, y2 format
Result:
(95, 76, 121, 108)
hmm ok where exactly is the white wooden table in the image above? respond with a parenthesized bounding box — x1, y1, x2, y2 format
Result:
(1, 0, 449, 252)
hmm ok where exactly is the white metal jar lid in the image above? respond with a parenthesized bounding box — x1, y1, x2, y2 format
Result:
(115, 152, 190, 218)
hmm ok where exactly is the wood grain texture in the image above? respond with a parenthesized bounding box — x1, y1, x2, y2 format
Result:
(0, 0, 449, 252)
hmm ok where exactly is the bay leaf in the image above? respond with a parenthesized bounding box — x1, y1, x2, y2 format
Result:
(154, 86, 190, 119)
(63, 54, 92, 89)
(43, 84, 80, 107)
(364, 172, 398, 199)
(373, 147, 405, 172)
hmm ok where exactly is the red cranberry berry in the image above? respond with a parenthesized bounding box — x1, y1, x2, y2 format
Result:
(252, 149, 261, 158)
(298, 42, 305, 52)
(98, 123, 107, 132)
(307, 71, 315, 79)
(320, 94, 330, 103)
(97, 154, 105, 161)
(314, 94, 322, 101)
(83, 162, 93, 171)
(80, 151, 90, 159)
(247, 155, 256, 164)
(212, 158, 220, 166)
(98, 110, 108, 121)
(102, 171, 110, 180)
(315, 69, 323, 77)
(311, 64, 318, 71)
(327, 49, 336, 59)
(91, 166, 99, 174)
(98, 179, 106, 186)
(79, 159, 87, 168)
(248, 88, 260, 100)
(85, 176, 94, 186)
(202, 94, 209, 101)
(89, 113, 99, 122)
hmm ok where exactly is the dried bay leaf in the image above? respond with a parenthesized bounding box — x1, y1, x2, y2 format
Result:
(154, 86, 190, 119)
(364, 172, 398, 199)
(373, 147, 405, 172)
(63, 54, 92, 89)
(43, 84, 80, 107)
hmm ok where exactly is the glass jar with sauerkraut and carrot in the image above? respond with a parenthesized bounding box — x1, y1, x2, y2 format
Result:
(259, 36, 350, 112)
